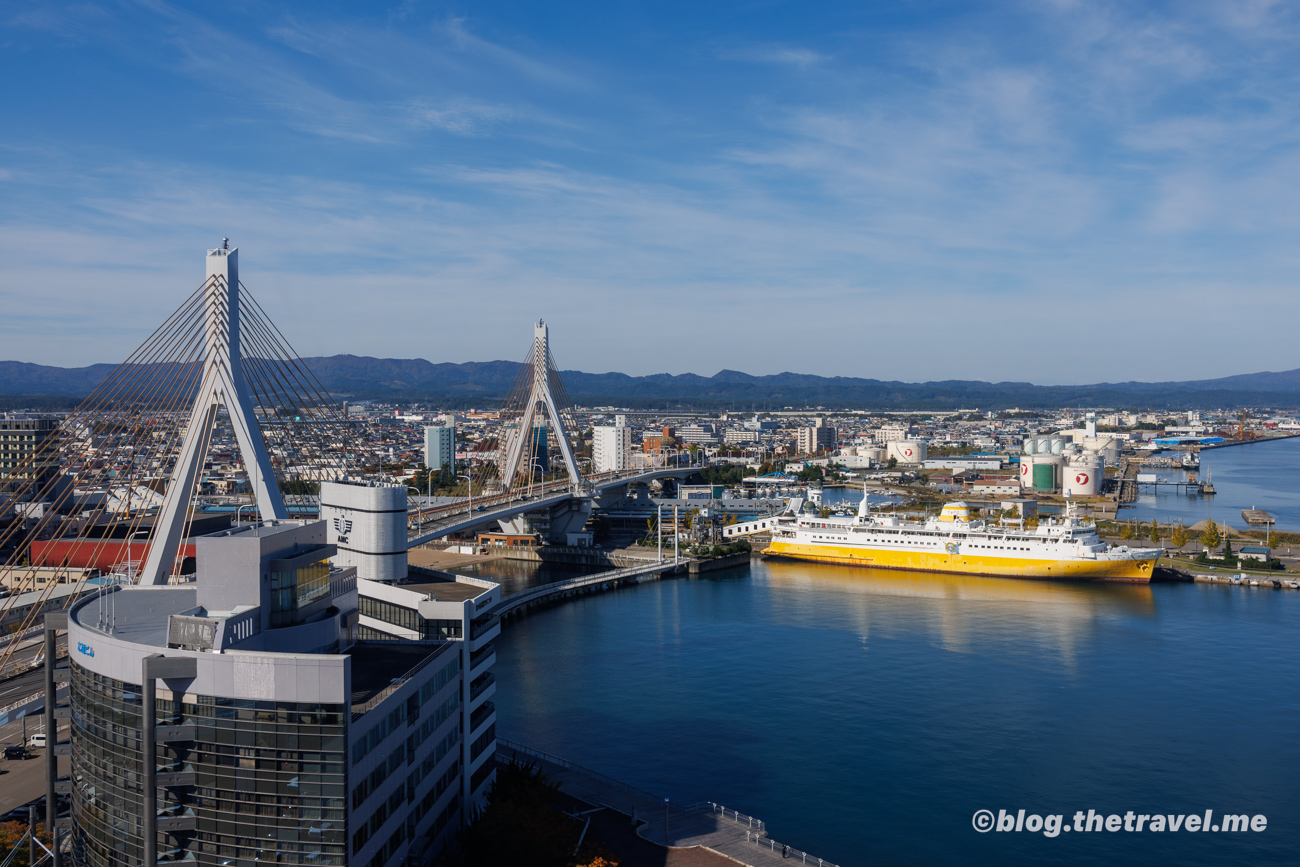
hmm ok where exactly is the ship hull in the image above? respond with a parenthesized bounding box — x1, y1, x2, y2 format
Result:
(762, 540, 1157, 583)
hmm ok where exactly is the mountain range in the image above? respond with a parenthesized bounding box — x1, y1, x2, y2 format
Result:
(3, 356, 1300, 410)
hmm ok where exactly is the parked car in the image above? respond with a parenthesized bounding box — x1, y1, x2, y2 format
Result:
(27, 733, 45, 749)
(4, 745, 31, 760)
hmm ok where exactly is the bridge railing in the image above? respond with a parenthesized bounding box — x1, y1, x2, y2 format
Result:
(408, 466, 699, 532)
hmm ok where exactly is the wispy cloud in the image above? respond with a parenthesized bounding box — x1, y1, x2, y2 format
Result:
(723, 44, 829, 68)
(4, 1, 1300, 383)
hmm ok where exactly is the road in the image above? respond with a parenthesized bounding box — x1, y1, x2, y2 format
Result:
(0, 671, 44, 709)
(0, 715, 68, 816)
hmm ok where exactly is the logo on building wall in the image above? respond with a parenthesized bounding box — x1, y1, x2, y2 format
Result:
(1021, 464, 1029, 475)
(332, 516, 352, 544)
(77, 642, 94, 657)
(904, 449, 913, 457)
(1075, 472, 1089, 485)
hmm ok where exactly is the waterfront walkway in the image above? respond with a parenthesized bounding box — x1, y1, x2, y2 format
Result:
(494, 560, 688, 619)
(498, 739, 841, 867)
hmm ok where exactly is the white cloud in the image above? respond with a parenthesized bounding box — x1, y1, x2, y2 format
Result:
(4, 1, 1300, 383)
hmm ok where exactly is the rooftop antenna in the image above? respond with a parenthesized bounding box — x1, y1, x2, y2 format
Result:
(222, 237, 229, 250)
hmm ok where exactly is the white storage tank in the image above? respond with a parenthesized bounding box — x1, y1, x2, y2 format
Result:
(1082, 436, 1121, 465)
(887, 440, 927, 464)
(1063, 456, 1103, 497)
(860, 447, 886, 463)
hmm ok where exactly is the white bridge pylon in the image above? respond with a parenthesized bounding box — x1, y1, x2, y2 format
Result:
(497, 320, 583, 493)
(141, 246, 287, 584)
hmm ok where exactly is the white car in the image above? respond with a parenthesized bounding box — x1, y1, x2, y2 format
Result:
(27, 733, 45, 749)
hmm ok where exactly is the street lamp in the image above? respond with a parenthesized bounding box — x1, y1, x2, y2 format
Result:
(460, 469, 475, 516)
(126, 530, 147, 584)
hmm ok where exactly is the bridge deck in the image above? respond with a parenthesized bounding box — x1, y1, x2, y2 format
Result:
(407, 467, 698, 545)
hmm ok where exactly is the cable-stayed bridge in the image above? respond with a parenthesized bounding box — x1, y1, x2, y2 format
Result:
(0, 244, 698, 674)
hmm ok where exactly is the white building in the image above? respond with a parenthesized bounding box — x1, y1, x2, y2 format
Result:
(424, 423, 455, 471)
(593, 424, 633, 472)
(873, 424, 914, 444)
(677, 423, 720, 445)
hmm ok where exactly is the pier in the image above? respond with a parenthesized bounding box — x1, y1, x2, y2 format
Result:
(494, 559, 688, 620)
(1242, 509, 1276, 527)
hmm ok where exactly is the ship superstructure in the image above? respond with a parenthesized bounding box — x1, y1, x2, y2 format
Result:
(759, 494, 1160, 582)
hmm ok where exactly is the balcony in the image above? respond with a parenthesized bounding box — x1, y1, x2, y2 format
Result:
(470, 672, 495, 703)
(469, 701, 495, 733)
(469, 642, 495, 674)
(470, 613, 500, 641)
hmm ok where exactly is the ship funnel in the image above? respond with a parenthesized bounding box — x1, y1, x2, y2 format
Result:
(858, 484, 871, 520)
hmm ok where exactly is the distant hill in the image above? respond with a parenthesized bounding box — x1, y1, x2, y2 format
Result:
(2, 355, 1300, 410)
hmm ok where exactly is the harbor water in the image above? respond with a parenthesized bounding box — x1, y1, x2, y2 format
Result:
(1122, 436, 1300, 532)
(492, 565, 1300, 865)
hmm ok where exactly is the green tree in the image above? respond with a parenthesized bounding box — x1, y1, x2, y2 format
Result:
(1201, 519, 1222, 549)
(886, 456, 898, 470)
(1171, 524, 1189, 547)
(459, 760, 579, 867)
(1149, 521, 1161, 545)
(0, 821, 52, 867)
(797, 464, 824, 483)
(1119, 522, 1135, 540)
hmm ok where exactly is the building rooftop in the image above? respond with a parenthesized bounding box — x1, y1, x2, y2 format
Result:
(205, 519, 313, 540)
(397, 576, 487, 603)
(349, 641, 455, 711)
(72, 586, 198, 647)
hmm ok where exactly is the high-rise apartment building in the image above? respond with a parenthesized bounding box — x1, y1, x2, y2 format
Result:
(0, 415, 59, 495)
(592, 423, 632, 473)
(423, 424, 455, 472)
(798, 421, 836, 455)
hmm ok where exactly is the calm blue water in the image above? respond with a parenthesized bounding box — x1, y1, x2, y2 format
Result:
(495, 561, 1300, 865)
(1123, 436, 1300, 531)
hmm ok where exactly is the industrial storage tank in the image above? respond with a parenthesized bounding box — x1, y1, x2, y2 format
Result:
(1027, 437, 1065, 455)
(859, 447, 886, 463)
(887, 440, 927, 464)
(1062, 456, 1103, 497)
(1020, 454, 1063, 493)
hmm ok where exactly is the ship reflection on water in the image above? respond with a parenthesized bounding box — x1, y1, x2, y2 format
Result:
(757, 559, 1155, 668)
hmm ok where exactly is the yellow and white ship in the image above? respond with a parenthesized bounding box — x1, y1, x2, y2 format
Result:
(751, 496, 1160, 583)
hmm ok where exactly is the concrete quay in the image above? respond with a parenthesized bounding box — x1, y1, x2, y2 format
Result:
(498, 740, 841, 867)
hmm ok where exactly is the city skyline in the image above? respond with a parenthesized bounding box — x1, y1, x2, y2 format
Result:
(3, 1, 1299, 383)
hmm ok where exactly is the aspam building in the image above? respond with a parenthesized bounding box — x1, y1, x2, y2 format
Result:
(56, 483, 499, 867)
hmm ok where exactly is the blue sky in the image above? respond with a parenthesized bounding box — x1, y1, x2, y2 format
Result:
(2, 0, 1298, 384)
